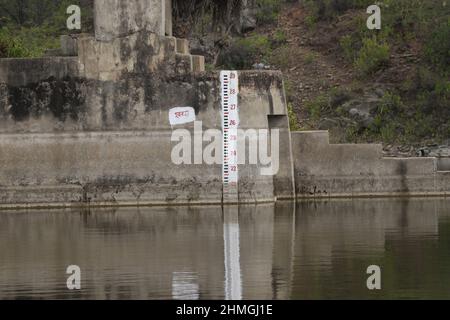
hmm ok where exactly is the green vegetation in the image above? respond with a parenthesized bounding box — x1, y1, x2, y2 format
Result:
(217, 0, 287, 69)
(354, 37, 390, 76)
(288, 102, 299, 131)
(0, 26, 59, 57)
(0, 0, 448, 145)
(300, 0, 450, 144)
(0, 0, 93, 58)
(255, 0, 283, 25)
(424, 18, 450, 74)
(218, 28, 291, 69)
(305, 94, 329, 121)
(304, 0, 373, 21)
(339, 35, 355, 62)
(331, 0, 449, 77)
(304, 52, 316, 65)
(217, 34, 272, 69)
(236, 34, 272, 57)
(272, 28, 287, 46)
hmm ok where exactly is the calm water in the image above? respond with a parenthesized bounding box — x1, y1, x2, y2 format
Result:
(1, 198, 450, 300)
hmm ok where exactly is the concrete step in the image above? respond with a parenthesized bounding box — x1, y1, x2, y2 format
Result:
(175, 53, 193, 74)
(175, 38, 190, 54)
(175, 53, 206, 75)
(192, 55, 205, 73)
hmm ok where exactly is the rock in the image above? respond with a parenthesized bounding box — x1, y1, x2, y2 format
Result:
(318, 118, 339, 130)
(252, 63, 272, 70)
(239, 0, 258, 32)
(340, 92, 382, 127)
(416, 148, 430, 157)
(374, 87, 385, 98)
(253, 63, 266, 70)
(188, 36, 215, 62)
(416, 145, 450, 158)
(429, 151, 439, 157)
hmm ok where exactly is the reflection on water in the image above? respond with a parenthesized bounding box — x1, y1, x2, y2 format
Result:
(1, 198, 450, 300)
(223, 207, 242, 300)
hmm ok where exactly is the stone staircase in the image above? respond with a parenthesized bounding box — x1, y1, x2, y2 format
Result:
(174, 38, 205, 73)
(45, 33, 205, 77)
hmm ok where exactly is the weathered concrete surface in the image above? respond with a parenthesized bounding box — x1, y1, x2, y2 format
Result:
(2, 0, 447, 207)
(77, 31, 177, 81)
(59, 34, 91, 56)
(292, 131, 448, 198)
(0, 57, 79, 87)
(0, 71, 285, 132)
(94, 0, 167, 41)
(0, 1, 294, 208)
(0, 67, 294, 207)
(0, 131, 222, 206)
(165, 0, 173, 36)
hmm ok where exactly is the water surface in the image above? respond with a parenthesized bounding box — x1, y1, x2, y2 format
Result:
(1, 198, 450, 299)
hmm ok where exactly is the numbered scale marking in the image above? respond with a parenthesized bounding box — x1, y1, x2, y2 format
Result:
(220, 71, 239, 201)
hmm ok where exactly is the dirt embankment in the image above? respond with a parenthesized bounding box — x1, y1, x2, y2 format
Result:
(253, 2, 449, 158)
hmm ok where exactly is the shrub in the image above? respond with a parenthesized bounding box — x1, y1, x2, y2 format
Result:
(379, 92, 404, 116)
(304, 52, 316, 64)
(304, 0, 373, 21)
(255, 0, 282, 25)
(217, 34, 271, 69)
(306, 94, 329, 121)
(236, 34, 272, 57)
(271, 29, 287, 47)
(304, 15, 317, 29)
(380, 122, 397, 143)
(269, 45, 291, 69)
(283, 79, 294, 101)
(0, 28, 30, 57)
(216, 43, 253, 69)
(339, 35, 355, 62)
(367, 92, 404, 142)
(354, 37, 390, 76)
(288, 103, 299, 131)
(424, 19, 450, 74)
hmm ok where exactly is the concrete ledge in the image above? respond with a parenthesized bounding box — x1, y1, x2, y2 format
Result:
(0, 130, 280, 207)
(438, 158, 450, 171)
(175, 38, 189, 54)
(77, 32, 177, 80)
(0, 131, 222, 207)
(59, 34, 91, 56)
(292, 131, 447, 198)
(0, 57, 79, 86)
(192, 55, 205, 73)
(295, 192, 450, 199)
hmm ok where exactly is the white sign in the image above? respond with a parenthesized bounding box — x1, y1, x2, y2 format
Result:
(169, 107, 196, 125)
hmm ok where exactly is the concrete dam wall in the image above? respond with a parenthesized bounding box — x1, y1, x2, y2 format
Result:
(0, 0, 448, 208)
(0, 25, 295, 207)
(292, 131, 450, 198)
(0, 56, 294, 207)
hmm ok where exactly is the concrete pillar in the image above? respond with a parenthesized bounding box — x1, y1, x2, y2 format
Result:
(165, 0, 173, 36)
(94, 0, 165, 41)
